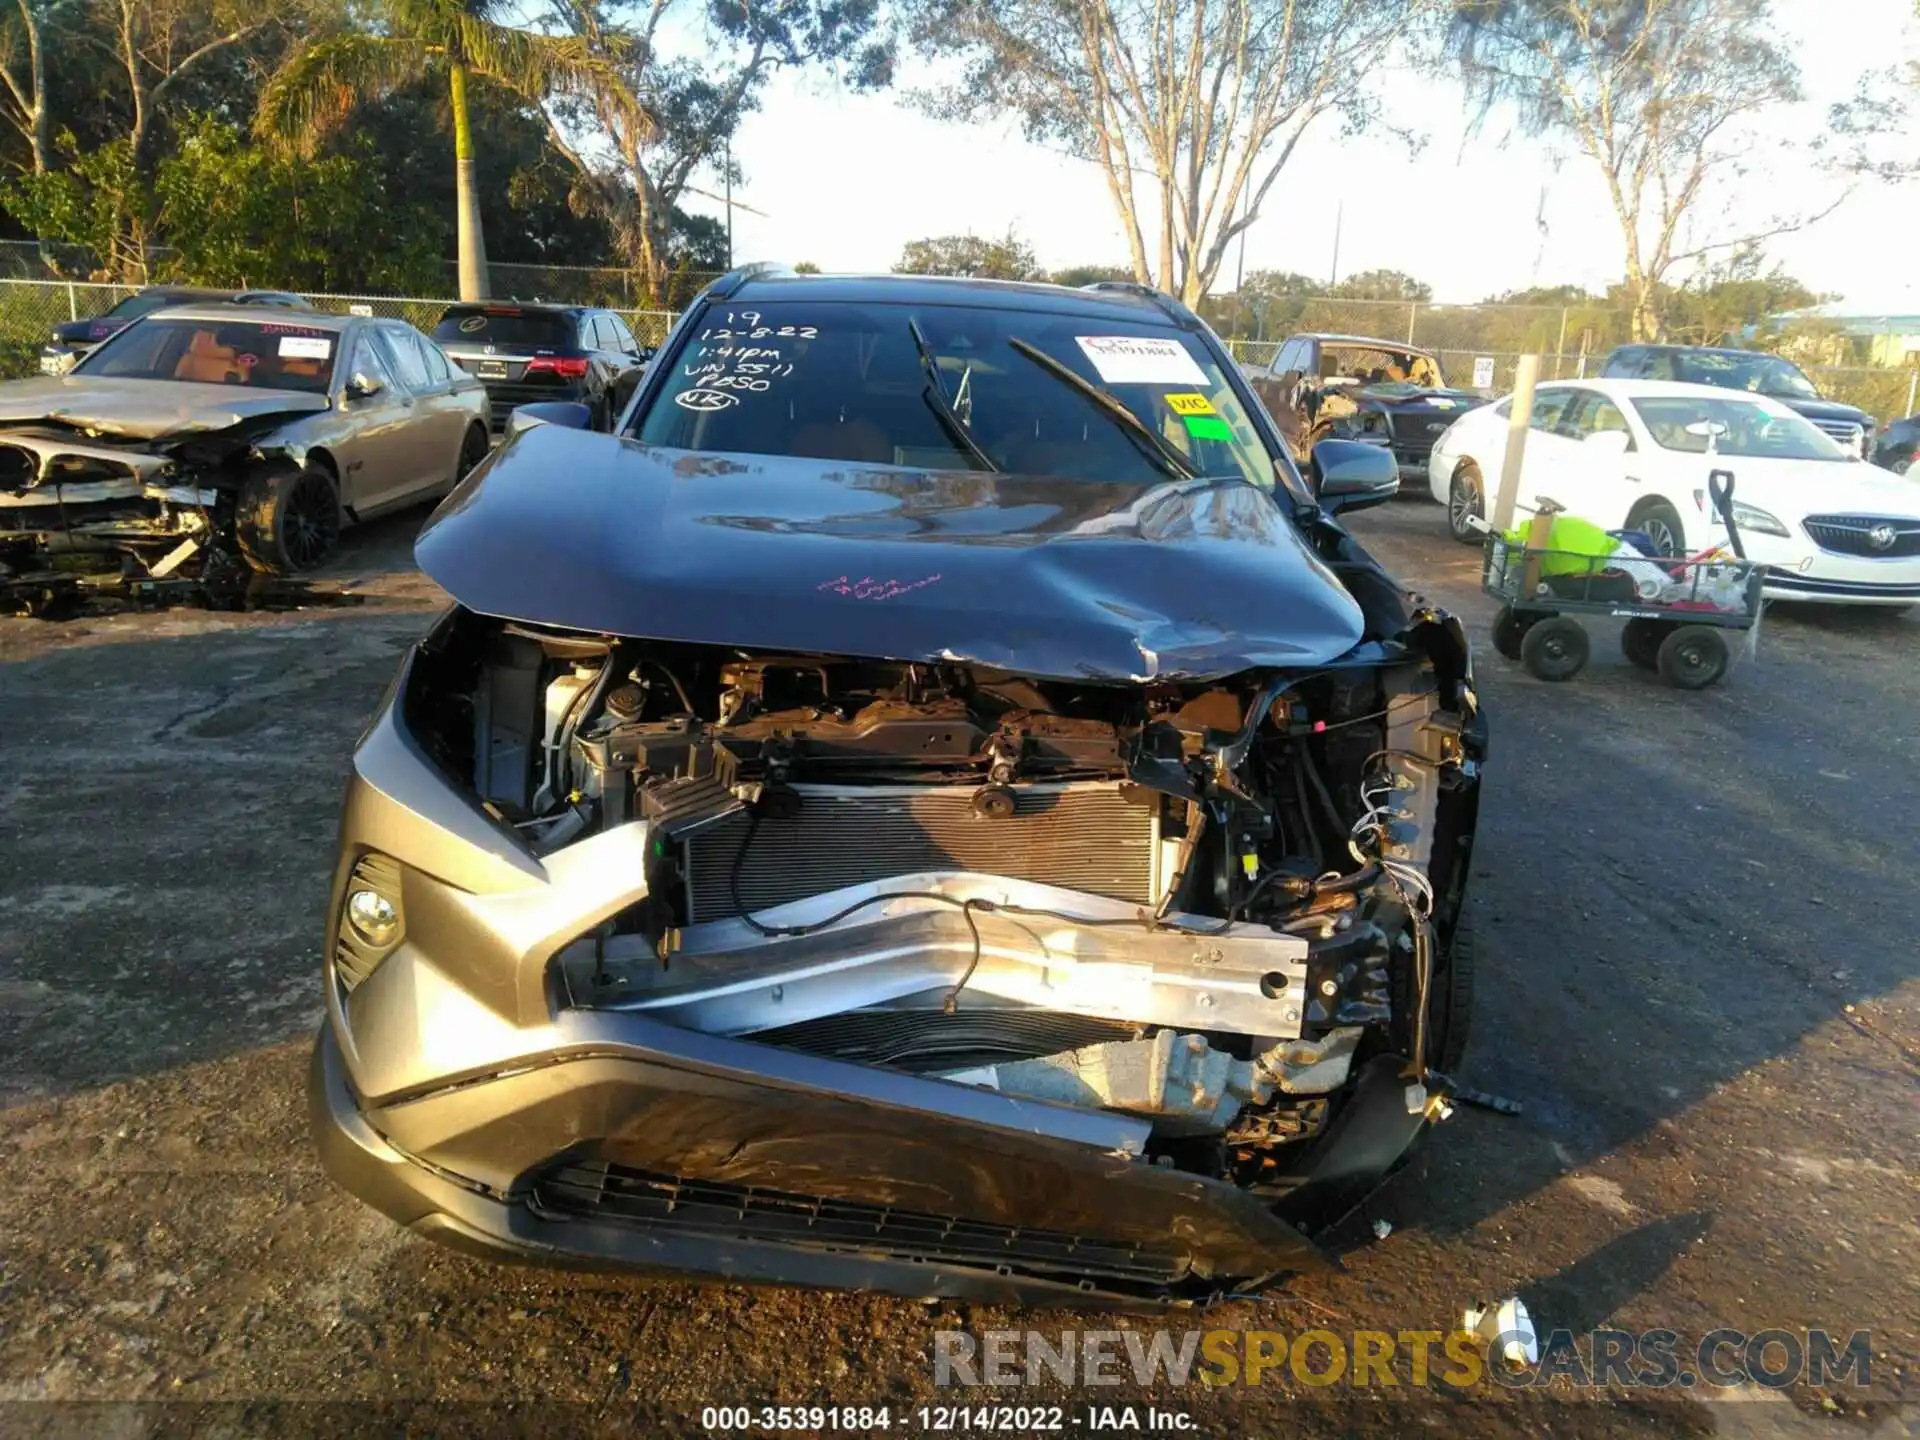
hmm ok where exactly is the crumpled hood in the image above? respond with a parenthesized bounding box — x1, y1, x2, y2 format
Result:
(417, 426, 1369, 683)
(0, 376, 328, 440)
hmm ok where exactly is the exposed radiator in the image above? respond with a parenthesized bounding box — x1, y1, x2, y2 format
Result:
(684, 781, 1162, 923)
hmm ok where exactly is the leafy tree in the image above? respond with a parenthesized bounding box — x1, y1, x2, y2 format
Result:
(152, 117, 444, 292)
(257, 0, 627, 300)
(906, 0, 1446, 305)
(536, 0, 893, 305)
(1207, 268, 1322, 338)
(894, 231, 1043, 280)
(2, 131, 143, 275)
(1049, 263, 1132, 288)
(792, 259, 822, 274)
(1451, 0, 1831, 341)
(1328, 268, 1432, 302)
(1480, 283, 1599, 306)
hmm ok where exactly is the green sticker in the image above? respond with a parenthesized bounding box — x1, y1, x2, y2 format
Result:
(1183, 414, 1233, 442)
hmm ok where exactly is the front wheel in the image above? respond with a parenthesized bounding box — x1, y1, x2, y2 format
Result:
(1657, 624, 1730, 689)
(454, 424, 489, 484)
(1520, 615, 1589, 681)
(235, 463, 339, 575)
(1447, 464, 1484, 544)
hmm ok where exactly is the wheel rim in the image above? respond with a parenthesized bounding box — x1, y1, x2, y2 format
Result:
(1450, 475, 1477, 532)
(283, 475, 336, 569)
(1643, 516, 1681, 556)
(1675, 639, 1711, 674)
(1540, 635, 1572, 664)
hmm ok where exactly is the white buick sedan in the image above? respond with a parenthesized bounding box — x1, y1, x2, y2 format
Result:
(1428, 379, 1920, 607)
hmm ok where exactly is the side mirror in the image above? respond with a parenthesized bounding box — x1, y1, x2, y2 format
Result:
(508, 400, 594, 436)
(344, 373, 383, 401)
(1311, 438, 1399, 515)
(1583, 429, 1631, 455)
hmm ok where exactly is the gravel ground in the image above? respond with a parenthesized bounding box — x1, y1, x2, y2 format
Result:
(0, 498, 1914, 1438)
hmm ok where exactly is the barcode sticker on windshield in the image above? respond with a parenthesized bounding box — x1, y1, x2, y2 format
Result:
(1076, 336, 1207, 387)
(279, 336, 332, 360)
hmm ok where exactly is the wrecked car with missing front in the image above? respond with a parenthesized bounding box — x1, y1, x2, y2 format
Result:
(312, 269, 1487, 1307)
(1, 305, 487, 614)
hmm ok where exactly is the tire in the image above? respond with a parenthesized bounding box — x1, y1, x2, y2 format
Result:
(1519, 615, 1589, 681)
(1656, 624, 1730, 689)
(1620, 617, 1667, 671)
(235, 462, 339, 575)
(1632, 500, 1687, 557)
(1447, 463, 1483, 544)
(455, 424, 489, 484)
(1491, 603, 1530, 660)
(1431, 920, 1475, 1074)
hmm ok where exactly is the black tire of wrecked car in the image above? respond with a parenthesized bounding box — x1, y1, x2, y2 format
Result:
(1431, 919, 1475, 1075)
(235, 461, 340, 575)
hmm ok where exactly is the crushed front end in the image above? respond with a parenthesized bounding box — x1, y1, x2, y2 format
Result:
(314, 602, 1483, 1307)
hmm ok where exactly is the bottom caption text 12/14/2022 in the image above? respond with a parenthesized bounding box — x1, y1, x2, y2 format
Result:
(700, 1405, 1197, 1432)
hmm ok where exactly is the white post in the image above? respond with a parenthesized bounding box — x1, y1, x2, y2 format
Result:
(1407, 302, 1418, 345)
(1491, 354, 1541, 534)
(1906, 368, 1917, 420)
(67, 282, 78, 321)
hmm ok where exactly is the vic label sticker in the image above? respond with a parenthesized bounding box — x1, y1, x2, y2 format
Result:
(1075, 336, 1208, 387)
(278, 336, 332, 359)
(1164, 392, 1217, 417)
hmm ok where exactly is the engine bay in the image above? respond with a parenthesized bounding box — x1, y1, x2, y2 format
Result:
(398, 605, 1483, 1204)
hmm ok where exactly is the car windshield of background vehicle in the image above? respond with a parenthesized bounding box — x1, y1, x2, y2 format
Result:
(77, 319, 339, 395)
(1321, 345, 1444, 393)
(1631, 396, 1847, 461)
(1668, 352, 1820, 400)
(106, 292, 187, 322)
(432, 308, 575, 350)
(634, 301, 1280, 490)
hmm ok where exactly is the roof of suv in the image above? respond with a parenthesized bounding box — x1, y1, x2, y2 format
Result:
(714, 271, 1199, 326)
(438, 302, 606, 316)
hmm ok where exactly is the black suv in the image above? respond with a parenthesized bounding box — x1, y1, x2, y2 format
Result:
(432, 303, 652, 432)
(40, 287, 311, 375)
(1599, 344, 1875, 458)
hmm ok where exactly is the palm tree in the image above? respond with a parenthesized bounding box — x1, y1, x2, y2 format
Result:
(257, 0, 627, 299)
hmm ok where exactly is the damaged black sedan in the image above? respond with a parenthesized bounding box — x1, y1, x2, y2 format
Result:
(312, 269, 1487, 1308)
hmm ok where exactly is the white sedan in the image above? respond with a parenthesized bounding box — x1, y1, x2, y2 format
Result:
(1428, 378, 1920, 607)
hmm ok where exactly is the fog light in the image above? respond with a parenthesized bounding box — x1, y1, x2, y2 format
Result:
(346, 888, 400, 946)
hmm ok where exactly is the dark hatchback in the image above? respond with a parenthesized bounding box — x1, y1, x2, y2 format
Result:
(1599, 344, 1877, 459)
(312, 269, 1486, 1307)
(431, 302, 651, 432)
(40, 286, 311, 374)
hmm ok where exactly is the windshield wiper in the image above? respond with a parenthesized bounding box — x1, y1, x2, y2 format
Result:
(1006, 338, 1198, 481)
(908, 319, 997, 472)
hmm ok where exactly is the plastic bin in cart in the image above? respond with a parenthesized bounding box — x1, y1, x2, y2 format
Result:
(1476, 521, 1764, 688)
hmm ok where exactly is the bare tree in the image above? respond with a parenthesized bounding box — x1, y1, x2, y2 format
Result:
(0, 0, 62, 174)
(1452, 0, 1835, 341)
(906, 0, 1440, 307)
(538, 0, 892, 304)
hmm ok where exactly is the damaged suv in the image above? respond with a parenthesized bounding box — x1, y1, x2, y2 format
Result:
(313, 270, 1487, 1307)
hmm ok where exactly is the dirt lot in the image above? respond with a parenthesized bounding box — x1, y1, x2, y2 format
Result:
(0, 500, 1914, 1438)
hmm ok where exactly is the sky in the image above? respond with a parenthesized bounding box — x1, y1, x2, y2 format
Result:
(672, 0, 1920, 313)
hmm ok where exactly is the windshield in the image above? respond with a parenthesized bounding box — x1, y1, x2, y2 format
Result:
(77, 318, 339, 394)
(1322, 345, 1444, 389)
(635, 300, 1280, 490)
(433, 308, 576, 350)
(1631, 396, 1848, 461)
(1662, 351, 1820, 400)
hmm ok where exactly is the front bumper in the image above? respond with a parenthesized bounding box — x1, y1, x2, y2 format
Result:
(313, 1011, 1436, 1307)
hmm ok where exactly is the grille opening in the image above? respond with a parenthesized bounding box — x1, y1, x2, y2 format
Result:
(682, 782, 1160, 923)
(528, 1160, 1191, 1289)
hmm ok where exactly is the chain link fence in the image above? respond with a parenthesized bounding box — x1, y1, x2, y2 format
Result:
(0, 277, 677, 377)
